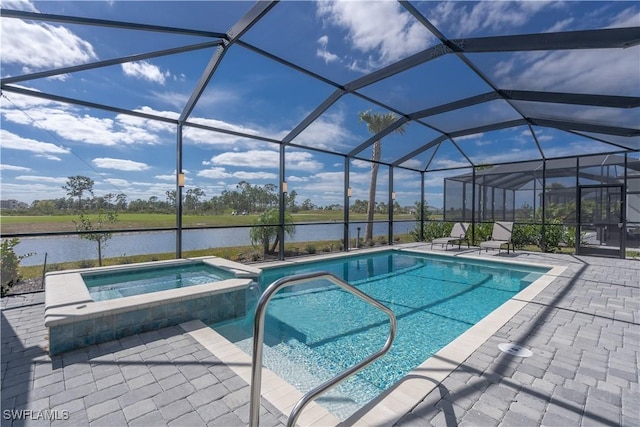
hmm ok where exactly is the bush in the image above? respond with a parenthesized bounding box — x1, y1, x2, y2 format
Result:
(542, 219, 567, 252)
(411, 221, 453, 242)
(470, 223, 493, 245)
(512, 224, 541, 249)
(1, 238, 33, 296)
(305, 244, 317, 254)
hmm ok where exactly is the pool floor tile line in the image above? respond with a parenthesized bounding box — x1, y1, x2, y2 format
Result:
(1, 248, 639, 426)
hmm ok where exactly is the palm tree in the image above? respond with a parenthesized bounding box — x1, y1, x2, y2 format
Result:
(358, 110, 407, 242)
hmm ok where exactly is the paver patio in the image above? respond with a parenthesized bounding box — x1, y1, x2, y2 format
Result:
(2, 248, 638, 426)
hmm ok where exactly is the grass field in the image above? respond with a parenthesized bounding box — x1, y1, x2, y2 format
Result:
(0, 211, 416, 234)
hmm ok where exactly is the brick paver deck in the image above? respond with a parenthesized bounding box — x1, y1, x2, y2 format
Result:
(2, 249, 638, 426)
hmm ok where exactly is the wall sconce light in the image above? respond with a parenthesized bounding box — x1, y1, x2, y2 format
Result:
(282, 181, 288, 193)
(391, 191, 396, 200)
(347, 187, 352, 197)
(178, 173, 185, 187)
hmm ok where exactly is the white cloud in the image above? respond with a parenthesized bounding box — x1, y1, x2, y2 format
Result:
(0, 129, 70, 155)
(429, 1, 554, 37)
(15, 175, 68, 184)
(494, 8, 639, 96)
(92, 158, 150, 171)
(210, 150, 322, 171)
(122, 61, 170, 85)
(316, 1, 432, 71)
(287, 175, 309, 183)
(0, 9, 97, 71)
(35, 154, 63, 161)
(316, 35, 340, 64)
(398, 159, 423, 170)
(103, 178, 130, 188)
(0, 164, 31, 171)
(496, 47, 639, 96)
(351, 159, 371, 169)
(198, 167, 231, 179)
(546, 18, 574, 33)
(294, 111, 356, 151)
(0, 1, 38, 12)
(233, 171, 278, 180)
(211, 150, 278, 168)
(606, 6, 640, 28)
(1, 95, 173, 147)
(154, 174, 175, 182)
(197, 167, 276, 181)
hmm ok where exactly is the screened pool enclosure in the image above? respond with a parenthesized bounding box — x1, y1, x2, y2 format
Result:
(1, 1, 638, 263)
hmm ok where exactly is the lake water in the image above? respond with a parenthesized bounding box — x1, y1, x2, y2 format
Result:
(12, 222, 415, 266)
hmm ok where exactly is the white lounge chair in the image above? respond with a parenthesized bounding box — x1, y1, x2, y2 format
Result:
(480, 221, 514, 254)
(431, 222, 470, 250)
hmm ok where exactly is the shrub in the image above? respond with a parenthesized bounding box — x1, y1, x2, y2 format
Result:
(411, 221, 453, 242)
(305, 244, 317, 254)
(512, 224, 541, 249)
(542, 219, 566, 252)
(470, 223, 493, 245)
(1, 238, 33, 297)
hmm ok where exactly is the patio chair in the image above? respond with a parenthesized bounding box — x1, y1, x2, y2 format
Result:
(479, 221, 514, 254)
(431, 222, 470, 250)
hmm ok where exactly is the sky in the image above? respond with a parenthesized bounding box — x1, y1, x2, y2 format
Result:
(1, 0, 638, 209)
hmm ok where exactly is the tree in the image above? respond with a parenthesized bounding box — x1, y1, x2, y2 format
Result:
(249, 209, 296, 256)
(62, 175, 95, 210)
(301, 199, 315, 211)
(359, 110, 407, 242)
(165, 190, 176, 208)
(184, 188, 205, 212)
(74, 209, 118, 266)
(286, 190, 299, 212)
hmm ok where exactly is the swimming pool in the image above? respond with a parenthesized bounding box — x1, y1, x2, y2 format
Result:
(212, 249, 550, 420)
(83, 261, 236, 301)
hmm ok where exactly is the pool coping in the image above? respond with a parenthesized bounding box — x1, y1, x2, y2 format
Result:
(184, 245, 567, 426)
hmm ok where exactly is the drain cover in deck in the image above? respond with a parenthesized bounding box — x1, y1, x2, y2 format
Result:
(498, 343, 533, 357)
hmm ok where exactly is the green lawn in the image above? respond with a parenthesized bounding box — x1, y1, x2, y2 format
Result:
(1, 211, 416, 234)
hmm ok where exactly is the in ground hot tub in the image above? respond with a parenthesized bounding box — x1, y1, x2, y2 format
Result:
(44, 257, 260, 355)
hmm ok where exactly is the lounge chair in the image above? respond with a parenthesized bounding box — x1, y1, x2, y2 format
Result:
(480, 221, 514, 254)
(431, 222, 470, 250)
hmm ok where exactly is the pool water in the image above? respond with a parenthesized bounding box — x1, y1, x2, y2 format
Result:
(83, 262, 235, 301)
(212, 250, 548, 419)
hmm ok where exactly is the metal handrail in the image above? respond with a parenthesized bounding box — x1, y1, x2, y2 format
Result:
(249, 271, 397, 427)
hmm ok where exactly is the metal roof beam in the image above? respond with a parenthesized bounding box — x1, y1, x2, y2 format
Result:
(529, 118, 640, 137)
(0, 9, 227, 38)
(393, 134, 448, 167)
(180, 1, 277, 123)
(344, 44, 452, 92)
(1, 85, 178, 124)
(504, 90, 640, 108)
(449, 119, 528, 139)
(451, 27, 639, 52)
(569, 131, 639, 151)
(282, 89, 345, 144)
(182, 121, 281, 145)
(348, 117, 411, 157)
(2, 41, 222, 85)
(410, 92, 499, 120)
